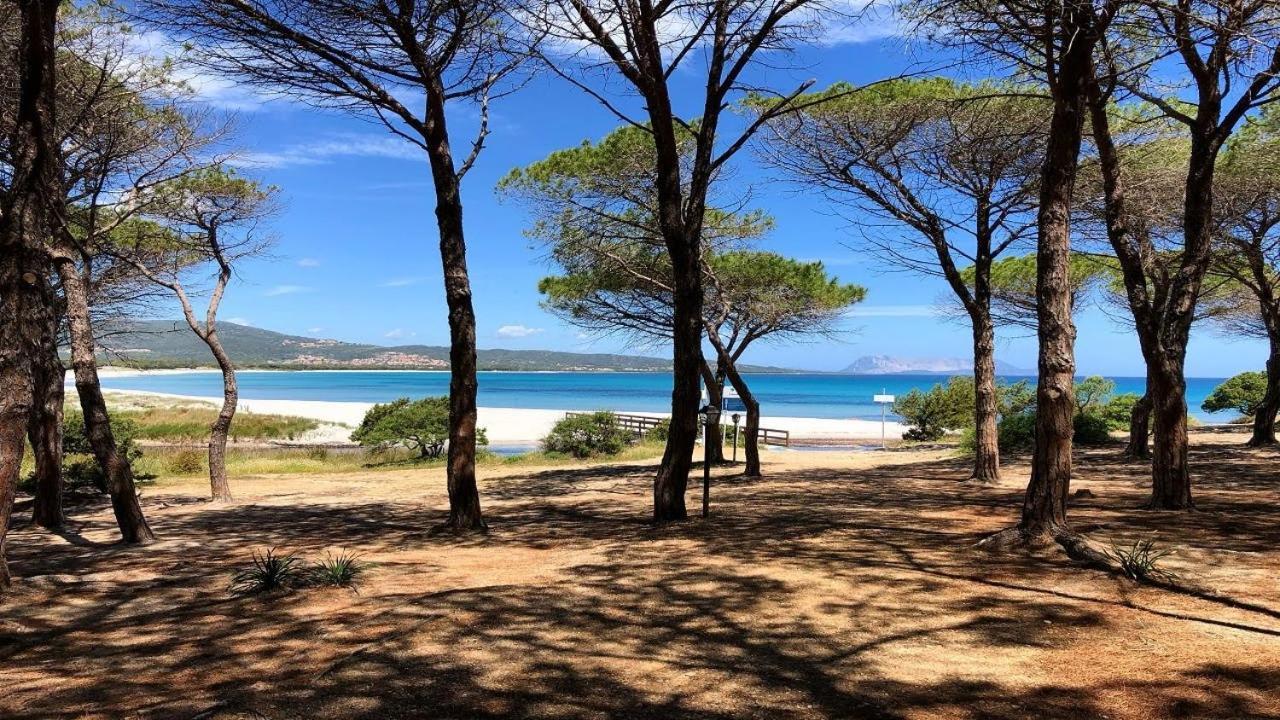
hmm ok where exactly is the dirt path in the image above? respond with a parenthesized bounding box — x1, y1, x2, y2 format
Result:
(2, 439, 1278, 719)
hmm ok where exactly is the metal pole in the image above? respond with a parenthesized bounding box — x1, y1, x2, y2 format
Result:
(732, 421, 739, 462)
(702, 420, 711, 518)
(881, 387, 887, 450)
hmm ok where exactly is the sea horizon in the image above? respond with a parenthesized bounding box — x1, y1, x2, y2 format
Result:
(94, 369, 1235, 422)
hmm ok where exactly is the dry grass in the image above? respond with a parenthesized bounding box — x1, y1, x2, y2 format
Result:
(2, 436, 1278, 719)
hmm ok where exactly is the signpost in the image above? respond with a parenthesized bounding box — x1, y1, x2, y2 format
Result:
(873, 391, 895, 449)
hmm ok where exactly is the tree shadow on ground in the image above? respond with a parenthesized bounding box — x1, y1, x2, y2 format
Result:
(2, 440, 1278, 719)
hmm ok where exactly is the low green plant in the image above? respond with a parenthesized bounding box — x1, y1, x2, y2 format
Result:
(895, 376, 974, 442)
(1108, 538, 1176, 583)
(1073, 412, 1113, 445)
(995, 410, 1114, 450)
(309, 550, 364, 590)
(542, 411, 632, 458)
(1201, 371, 1268, 417)
(166, 449, 206, 475)
(646, 418, 671, 443)
(1099, 393, 1142, 431)
(229, 548, 304, 595)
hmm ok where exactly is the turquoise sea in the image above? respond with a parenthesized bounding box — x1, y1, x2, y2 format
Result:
(97, 371, 1233, 422)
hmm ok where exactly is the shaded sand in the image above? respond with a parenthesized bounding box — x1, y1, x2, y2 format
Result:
(95, 389, 908, 444)
(3, 436, 1279, 719)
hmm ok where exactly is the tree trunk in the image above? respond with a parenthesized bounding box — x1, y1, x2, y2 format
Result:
(203, 330, 236, 502)
(1148, 358, 1193, 509)
(653, 239, 702, 521)
(2, 0, 67, 586)
(29, 304, 65, 529)
(970, 313, 1000, 483)
(987, 13, 1095, 550)
(1127, 390, 1152, 459)
(722, 361, 761, 478)
(55, 256, 155, 543)
(1249, 343, 1280, 447)
(422, 75, 484, 533)
(699, 359, 726, 463)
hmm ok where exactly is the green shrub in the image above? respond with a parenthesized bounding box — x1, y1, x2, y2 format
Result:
(894, 377, 974, 441)
(1202, 371, 1269, 417)
(543, 411, 632, 458)
(351, 396, 487, 459)
(230, 548, 304, 595)
(1100, 393, 1141, 431)
(1075, 376, 1117, 414)
(997, 410, 1114, 450)
(647, 418, 671, 443)
(167, 449, 206, 475)
(998, 380, 1036, 416)
(1073, 412, 1113, 445)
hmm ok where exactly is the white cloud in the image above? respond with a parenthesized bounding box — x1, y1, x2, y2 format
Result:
(264, 285, 311, 297)
(233, 134, 421, 169)
(850, 304, 938, 318)
(384, 328, 417, 339)
(297, 257, 321, 268)
(306, 327, 324, 334)
(380, 277, 423, 288)
(496, 324, 545, 338)
(224, 317, 253, 326)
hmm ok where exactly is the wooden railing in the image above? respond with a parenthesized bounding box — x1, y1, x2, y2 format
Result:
(566, 411, 790, 447)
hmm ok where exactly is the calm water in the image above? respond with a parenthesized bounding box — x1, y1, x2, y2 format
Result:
(97, 371, 1232, 421)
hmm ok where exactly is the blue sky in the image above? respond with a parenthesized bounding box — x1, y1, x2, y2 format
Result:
(164, 23, 1266, 380)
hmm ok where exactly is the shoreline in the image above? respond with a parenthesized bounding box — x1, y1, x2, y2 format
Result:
(96, 388, 908, 445)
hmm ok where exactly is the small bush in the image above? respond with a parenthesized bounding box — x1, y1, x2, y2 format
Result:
(1073, 412, 1113, 445)
(167, 449, 206, 475)
(352, 396, 487, 459)
(1099, 393, 1142, 431)
(229, 548, 304, 595)
(998, 412, 1037, 450)
(1201, 371, 1268, 417)
(306, 447, 330, 462)
(309, 550, 364, 590)
(543, 412, 631, 458)
(895, 377, 974, 441)
(646, 418, 671, 443)
(1109, 538, 1176, 583)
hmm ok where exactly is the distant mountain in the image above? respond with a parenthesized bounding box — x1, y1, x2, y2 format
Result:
(841, 354, 1030, 375)
(98, 320, 797, 373)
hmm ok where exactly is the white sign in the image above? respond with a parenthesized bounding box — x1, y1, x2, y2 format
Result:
(873, 394, 895, 404)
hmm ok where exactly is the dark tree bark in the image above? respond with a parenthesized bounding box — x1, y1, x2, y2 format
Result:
(1, 0, 65, 588)
(721, 360, 761, 478)
(54, 254, 155, 543)
(699, 359, 726, 463)
(970, 309, 1001, 483)
(1148, 358, 1193, 508)
(1250, 338, 1280, 447)
(983, 4, 1103, 557)
(29, 297, 65, 529)
(423, 74, 484, 533)
(1127, 389, 1152, 459)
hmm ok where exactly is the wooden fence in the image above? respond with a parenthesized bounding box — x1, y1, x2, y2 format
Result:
(565, 411, 790, 447)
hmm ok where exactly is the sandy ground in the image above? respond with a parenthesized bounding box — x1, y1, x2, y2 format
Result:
(2, 434, 1278, 719)
(95, 388, 909, 445)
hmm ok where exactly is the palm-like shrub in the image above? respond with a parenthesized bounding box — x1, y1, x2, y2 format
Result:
(309, 551, 364, 590)
(229, 548, 304, 595)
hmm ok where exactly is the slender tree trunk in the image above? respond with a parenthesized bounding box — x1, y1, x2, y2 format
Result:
(203, 330, 236, 502)
(1249, 338, 1280, 447)
(722, 361, 761, 478)
(0, 251, 43, 588)
(654, 235, 702, 522)
(699, 360, 726, 463)
(1127, 389, 1152, 459)
(29, 304, 65, 529)
(970, 313, 1000, 483)
(1148, 356, 1193, 509)
(423, 76, 484, 532)
(54, 255, 154, 543)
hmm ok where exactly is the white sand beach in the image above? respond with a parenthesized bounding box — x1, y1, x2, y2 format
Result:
(94, 388, 906, 446)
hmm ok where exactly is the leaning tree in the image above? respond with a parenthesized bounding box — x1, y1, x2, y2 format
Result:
(110, 169, 277, 502)
(141, 0, 527, 532)
(520, 0, 850, 521)
(754, 77, 1046, 483)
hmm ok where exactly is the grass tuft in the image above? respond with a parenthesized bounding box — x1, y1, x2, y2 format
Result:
(1109, 538, 1177, 583)
(309, 550, 364, 590)
(229, 548, 304, 595)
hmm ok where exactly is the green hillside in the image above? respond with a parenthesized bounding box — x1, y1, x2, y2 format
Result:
(98, 320, 795, 373)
